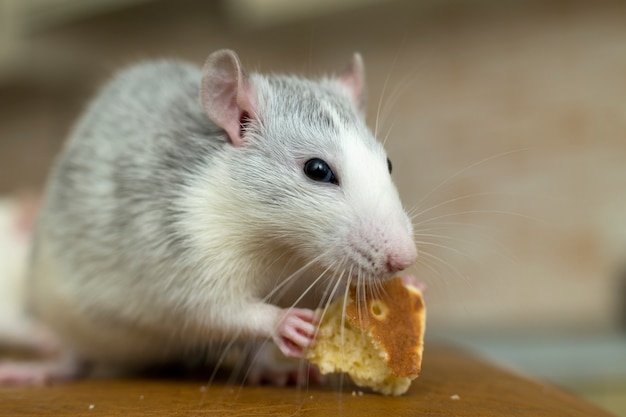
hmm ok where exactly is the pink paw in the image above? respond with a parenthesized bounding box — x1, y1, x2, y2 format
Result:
(273, 308, 318, 358)
(247, 364, 324, 387)
(0, 361, 52, 386)
(0, 354, 86, 386)
(400, 274, 427, 293)
(245, 342, 325, 387)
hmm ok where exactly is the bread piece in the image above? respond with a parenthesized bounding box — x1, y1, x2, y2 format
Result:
(307, 277, 426, 396)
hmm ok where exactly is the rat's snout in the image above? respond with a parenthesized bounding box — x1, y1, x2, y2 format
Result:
(385, 240, 418, 273)
(346, 219, 417, 280)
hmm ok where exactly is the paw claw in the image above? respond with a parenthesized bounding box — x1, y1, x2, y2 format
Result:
(274, 308, 318, 358)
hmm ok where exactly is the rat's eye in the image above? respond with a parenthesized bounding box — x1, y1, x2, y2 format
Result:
(304, 158, 338, 185)
(387, 158, 393, 174)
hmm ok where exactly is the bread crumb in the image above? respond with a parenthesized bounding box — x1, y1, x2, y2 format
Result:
(88, 404, 94, 410)
(200, 385, 207, 392)
(139, 395, 144, 400)
(450, 394, 460, 400)
(352, 391, 356, 396)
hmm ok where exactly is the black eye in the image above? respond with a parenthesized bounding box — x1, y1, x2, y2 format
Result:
(387, 158, 393, 174)
(304, 158, 338, 185)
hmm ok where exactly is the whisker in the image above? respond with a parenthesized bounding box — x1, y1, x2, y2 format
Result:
(381, 115, 399, 147)
(412, 209, 544, 228)
(205, 337, 244, 393)
(414, 229, 518, 266)
(414, 239, 513, 281)
(308, 26, 315, 76)
(412, 220, 516, 241)
(415, 258, 444, 279)
(374, 35, 407, 139)
(418, 250, 469, 283)
(379, 71, 422, 145)
(205, 249, 336, 394)
(275, 261, 336, 310)
(250, 262, 348, 393)
(409, 148, 533, 212)
(339, 267, 354, 394)
(413, 239, 471, 258)
(407, 191, 516, 221)
(260, 251, 329, 304)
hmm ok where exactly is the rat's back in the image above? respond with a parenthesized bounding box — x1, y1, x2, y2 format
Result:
(28, 61, 225, 365)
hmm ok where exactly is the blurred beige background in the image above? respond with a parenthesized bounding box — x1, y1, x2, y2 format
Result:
(1, 0, 625, 413)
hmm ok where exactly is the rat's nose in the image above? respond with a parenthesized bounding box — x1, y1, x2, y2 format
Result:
(385, 244, 418, 273)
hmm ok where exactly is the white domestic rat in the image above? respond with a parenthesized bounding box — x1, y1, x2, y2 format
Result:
(0, 50, 417, 384)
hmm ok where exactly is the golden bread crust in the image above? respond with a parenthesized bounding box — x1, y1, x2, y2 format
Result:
(307, 277, 426, 395)
(345, 278, 425, 378)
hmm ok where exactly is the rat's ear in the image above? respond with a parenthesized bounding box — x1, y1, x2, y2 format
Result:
(201, 49, 257, 147)
(339, 52, 366, 115)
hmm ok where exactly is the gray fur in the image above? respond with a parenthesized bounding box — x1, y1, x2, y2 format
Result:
(32, 61, 231, 356)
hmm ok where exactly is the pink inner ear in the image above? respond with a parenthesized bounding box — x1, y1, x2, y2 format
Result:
(339, 53, 366, 114)
(201, 50, 257, 147)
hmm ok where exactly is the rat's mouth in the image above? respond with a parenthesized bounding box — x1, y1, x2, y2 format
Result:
(346, 248, 391, 283)
(334, 264, 394, 287)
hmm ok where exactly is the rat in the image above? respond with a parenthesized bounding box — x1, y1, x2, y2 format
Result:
(0, 50, 417, 385)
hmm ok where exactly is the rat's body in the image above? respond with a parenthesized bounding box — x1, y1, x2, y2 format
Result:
(0, 50, 417, 384)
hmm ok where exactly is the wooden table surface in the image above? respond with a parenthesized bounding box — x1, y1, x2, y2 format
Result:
(0, 345, 615, 416)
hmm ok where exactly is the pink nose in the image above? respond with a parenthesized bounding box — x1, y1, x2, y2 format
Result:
(385, 245, 418, 273)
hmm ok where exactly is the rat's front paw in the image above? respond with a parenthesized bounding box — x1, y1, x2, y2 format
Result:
(273, 308, 318, 358)
(245, 343, 325, 386)
(400, 274, 427, 293)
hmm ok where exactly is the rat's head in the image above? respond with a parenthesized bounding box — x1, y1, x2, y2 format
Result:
(200, 50, 416, 284)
